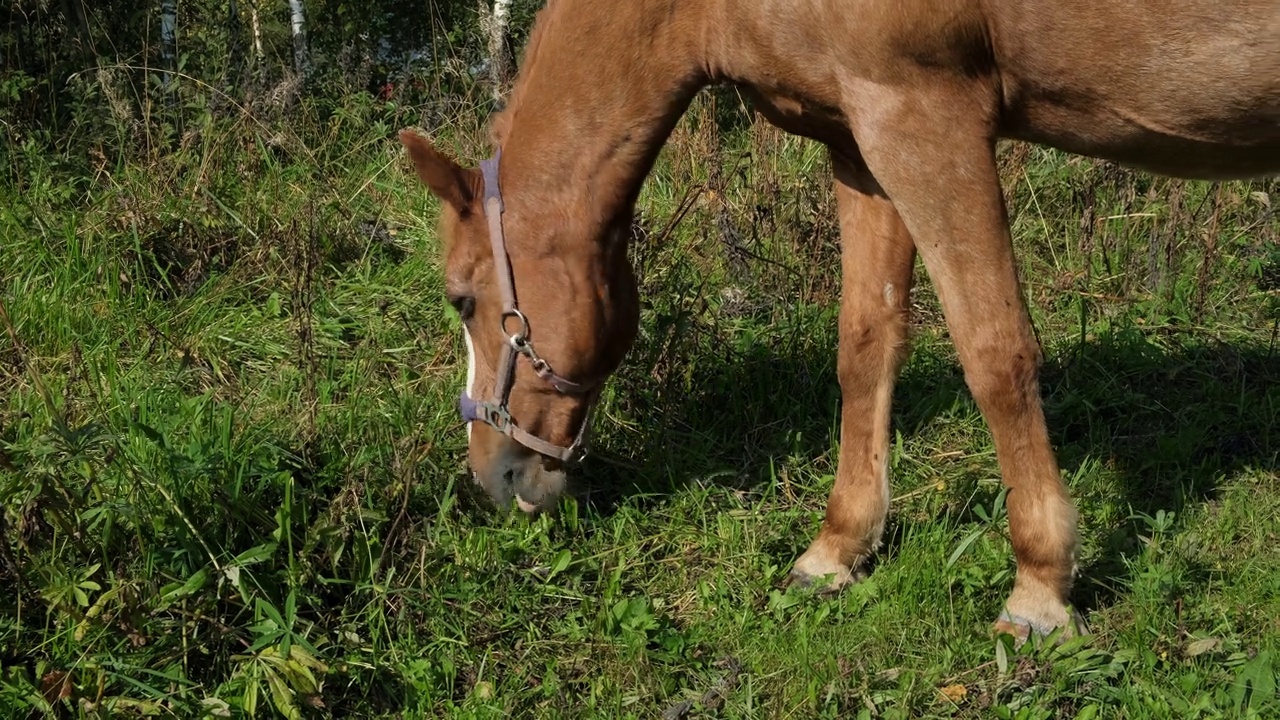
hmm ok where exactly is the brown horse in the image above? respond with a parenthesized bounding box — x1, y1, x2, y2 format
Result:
(400, 0, 1279, 641)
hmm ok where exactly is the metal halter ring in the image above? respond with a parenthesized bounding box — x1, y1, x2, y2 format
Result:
(501, 309, 530, 343)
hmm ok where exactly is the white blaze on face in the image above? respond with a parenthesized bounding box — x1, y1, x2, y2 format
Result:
(463, 325, 477, 441)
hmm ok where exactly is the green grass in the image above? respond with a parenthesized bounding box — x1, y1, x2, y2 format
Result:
(1, 93, 1278, 718)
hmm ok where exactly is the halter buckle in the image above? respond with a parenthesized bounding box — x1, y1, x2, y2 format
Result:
(482, 403, 512, 432)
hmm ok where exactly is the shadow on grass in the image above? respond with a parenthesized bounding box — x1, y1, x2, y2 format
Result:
(575, 318, 1278, 613)
(575, 310, 843, 513)
(1040, 327, 1278, 612)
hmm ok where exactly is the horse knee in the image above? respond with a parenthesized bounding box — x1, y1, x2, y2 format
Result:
(961, 337, 1043, 417)
(838, 312, 909, 389)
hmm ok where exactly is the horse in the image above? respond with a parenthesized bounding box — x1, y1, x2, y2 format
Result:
(399, 0, 1280, 642)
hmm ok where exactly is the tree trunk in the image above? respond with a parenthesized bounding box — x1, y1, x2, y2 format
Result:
(160, 0, 177, 94)
(288, 0, 310, 79)
(249, 1, 264, 81)
(226, 0, 244, 96)
(484, 0, 512, 103)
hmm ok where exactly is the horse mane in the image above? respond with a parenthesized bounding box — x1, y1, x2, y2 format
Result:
(487, 0, 562, 149)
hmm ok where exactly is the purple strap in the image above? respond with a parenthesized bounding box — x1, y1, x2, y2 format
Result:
(458, 392, 495, 425)
(481, 151, 503, 208)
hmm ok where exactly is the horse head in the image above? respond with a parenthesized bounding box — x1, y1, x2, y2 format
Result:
(400, 129, 640, 513)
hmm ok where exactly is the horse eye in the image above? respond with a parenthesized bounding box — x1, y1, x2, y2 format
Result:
(448, 293, 475, 321)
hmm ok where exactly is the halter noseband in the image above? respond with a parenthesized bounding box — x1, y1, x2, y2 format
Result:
(457, 150, 597, 462)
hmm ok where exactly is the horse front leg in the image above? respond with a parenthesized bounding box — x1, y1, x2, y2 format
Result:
(847, 81, 1087, 640)
(791, 152, 917, 589)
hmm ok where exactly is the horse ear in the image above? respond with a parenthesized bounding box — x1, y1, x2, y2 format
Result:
(399, 129, 481, 214)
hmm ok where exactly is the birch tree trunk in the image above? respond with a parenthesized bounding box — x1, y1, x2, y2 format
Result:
(254, 2, 267, 66)
(288, 0, 310, 79)
(484, 0, 513, 102)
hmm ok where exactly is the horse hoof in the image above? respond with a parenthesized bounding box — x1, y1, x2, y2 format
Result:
(786, 558, 862, 595)
(992, 605, 1089, 646)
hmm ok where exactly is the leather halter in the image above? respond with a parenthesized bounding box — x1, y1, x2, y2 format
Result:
(457, 149, 597, 462)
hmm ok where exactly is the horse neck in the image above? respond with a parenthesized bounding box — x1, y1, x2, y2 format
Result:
(494, 0, 711, 233)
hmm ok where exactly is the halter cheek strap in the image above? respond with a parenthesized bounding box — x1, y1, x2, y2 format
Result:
(458, 150, 597, 463)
